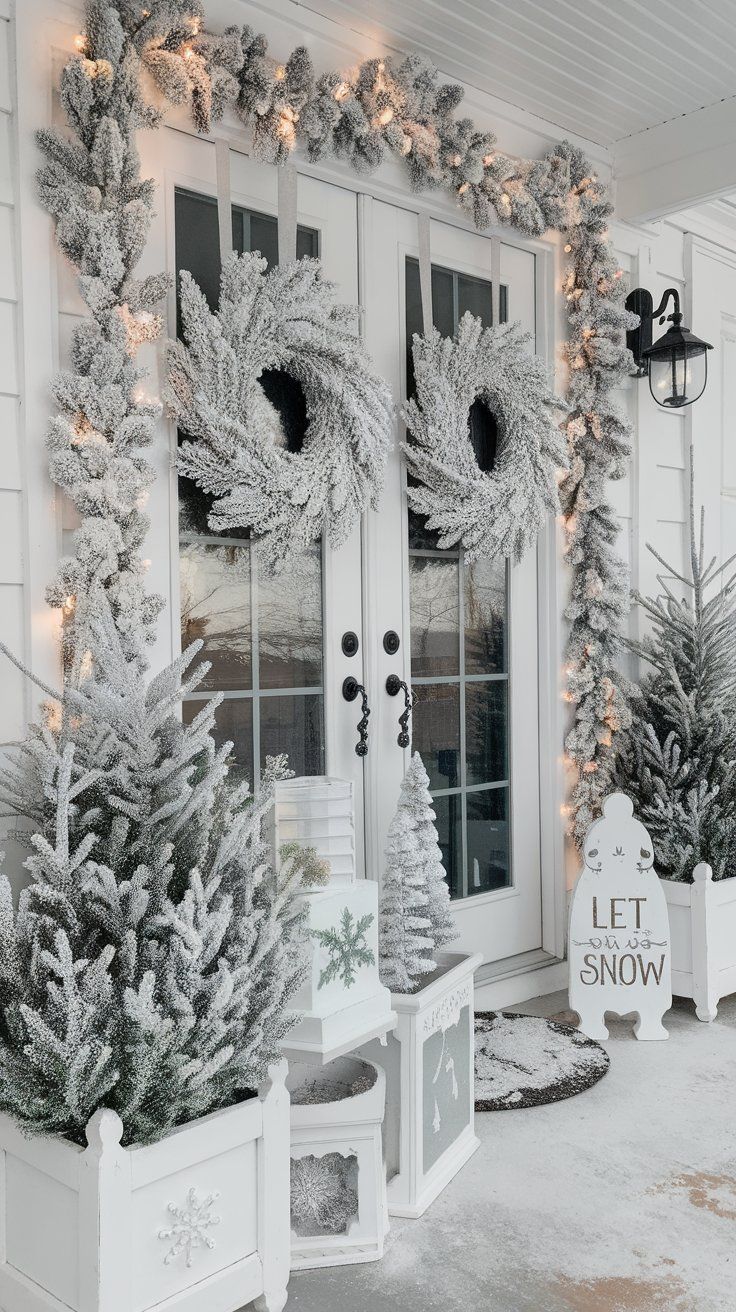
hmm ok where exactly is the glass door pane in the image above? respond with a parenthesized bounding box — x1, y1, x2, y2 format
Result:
(176, 189, 325, 788)
(405, 255, 512, 900)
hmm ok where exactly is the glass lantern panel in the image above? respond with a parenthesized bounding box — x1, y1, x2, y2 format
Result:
(649, 350, 707, 408)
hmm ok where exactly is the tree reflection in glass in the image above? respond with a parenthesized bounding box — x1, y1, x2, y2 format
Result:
(180, 542, 251, 691)
(259, 544, 322, 689)
(409, 556, 460, 678)
(465, 556, 507, 675)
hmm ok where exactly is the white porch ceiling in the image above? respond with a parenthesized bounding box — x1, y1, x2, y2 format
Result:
(296, 0, 736, 147)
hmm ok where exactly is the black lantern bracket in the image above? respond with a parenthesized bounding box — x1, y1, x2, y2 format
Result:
(625, 286, 713, 410)
(625, 286, 681, 374)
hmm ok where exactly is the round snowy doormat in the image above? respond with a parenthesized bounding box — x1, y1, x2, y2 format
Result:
(474, 1011, 609, 1111)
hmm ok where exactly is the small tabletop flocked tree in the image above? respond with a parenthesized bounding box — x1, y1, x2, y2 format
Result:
(378, 810, 435, 993)
(401, 754, 456, 950)
(0, 603, 306, 1146)
(378, 753, 457, 992)
(613, 471, 736, 880)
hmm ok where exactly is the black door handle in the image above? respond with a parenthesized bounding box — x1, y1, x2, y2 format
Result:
(343, 677, 370, 757)
(386, 675, 414, 748)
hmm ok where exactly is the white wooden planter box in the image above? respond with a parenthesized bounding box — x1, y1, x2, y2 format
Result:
(662, 864, 736, 1021)
(287, 1056, 387, 1270)
(0, 1062, 291, 1312)
(361, 951, 482, 1219)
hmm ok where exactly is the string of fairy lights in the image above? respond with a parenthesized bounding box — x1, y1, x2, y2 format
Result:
(55, 3, 635, 838)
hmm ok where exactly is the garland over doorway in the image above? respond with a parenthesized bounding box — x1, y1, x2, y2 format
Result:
(39, 0, 636, 837)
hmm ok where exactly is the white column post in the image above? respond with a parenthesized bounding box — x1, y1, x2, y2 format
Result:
(253, 1059, 290, 1312)
(692, 862, 718, 1022)
(78, 1108, 131, 1312)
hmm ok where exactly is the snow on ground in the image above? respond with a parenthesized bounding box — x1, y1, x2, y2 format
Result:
(259, 991, 735, 1312)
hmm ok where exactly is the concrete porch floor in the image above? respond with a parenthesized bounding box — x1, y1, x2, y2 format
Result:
(275, 991, 735, 1312)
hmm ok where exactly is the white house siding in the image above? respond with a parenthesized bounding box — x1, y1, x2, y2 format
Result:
(0, 0, 25, 762)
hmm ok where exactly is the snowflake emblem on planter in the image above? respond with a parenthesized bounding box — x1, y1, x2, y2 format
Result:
(312, 908, 375, 988)
(158, 1187, 221, 1267)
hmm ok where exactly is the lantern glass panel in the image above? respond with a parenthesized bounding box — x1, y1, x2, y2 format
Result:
(649, 347, 707, 409)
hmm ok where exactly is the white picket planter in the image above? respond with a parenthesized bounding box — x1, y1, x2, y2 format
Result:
(361, 951, 482, 1219)
(661, 864, 736, 1021)
(0, 1062, 291, 1312)
(288, 1056, 387, 1270)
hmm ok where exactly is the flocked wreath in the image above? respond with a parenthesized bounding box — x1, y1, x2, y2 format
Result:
(166, 251, 393, 573)
(402, 316, 566, 562)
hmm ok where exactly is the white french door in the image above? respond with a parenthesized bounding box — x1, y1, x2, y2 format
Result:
(151, 130, 545, 968)
(362, 203, 543, 966)
(149, 130, 368, 870)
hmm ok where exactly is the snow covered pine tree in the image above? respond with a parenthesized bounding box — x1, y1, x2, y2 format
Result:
(0, 604, 306, 1146)
(378, 754, 456, 992)
(614, 477, 736, 881)
(0, 1, 306, 1150)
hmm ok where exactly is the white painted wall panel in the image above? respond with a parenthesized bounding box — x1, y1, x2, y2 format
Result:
(0, 19, 10, 115)
(0, 202, 16, 298)
(0, 583, 24, 742)
(0, 487, 22, 583)
(0, 392, 20, 489)
(0, 11, 27, 766)
(650, 521, 687, 580)
(720, 333, 736, 495)
(653, 466, 686, 525)
(0, 297, 17, 392)
(0, 111, 13, 207)
(651, 421, 686, 471)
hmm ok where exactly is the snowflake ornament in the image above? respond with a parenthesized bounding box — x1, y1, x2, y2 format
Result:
(159, 1188, 221, 1267)
(312, 908, 375, 989)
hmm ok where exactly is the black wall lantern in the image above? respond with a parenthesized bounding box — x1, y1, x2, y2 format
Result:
(625, 287, 712, 409)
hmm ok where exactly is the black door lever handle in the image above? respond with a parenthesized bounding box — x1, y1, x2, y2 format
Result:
(343, 676, 370, 756)
(386, 674, 414, 748)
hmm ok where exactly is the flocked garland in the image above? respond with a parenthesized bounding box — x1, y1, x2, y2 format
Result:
(402, 317, 566, 563)
(40, 1, 636, 835)
(167, 252, 393, 572)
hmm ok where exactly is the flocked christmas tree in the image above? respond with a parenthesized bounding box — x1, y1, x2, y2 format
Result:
(401, 754, 456, 950)
(378, 754, 456, 993)
(379, 810, 434, 993)
(613, 471, 736, 881)
(0, 604, 306, 1146)
(0, 1, 310, 1150)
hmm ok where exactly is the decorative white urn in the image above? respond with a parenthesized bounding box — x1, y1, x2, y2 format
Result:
(0, 1063, 291, 1312)
(661, 864, 736, 1021)
(360, 950, 482, 1218)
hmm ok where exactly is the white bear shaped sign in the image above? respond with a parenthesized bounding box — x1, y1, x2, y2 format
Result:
(569, 793, 672, 1041)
